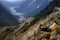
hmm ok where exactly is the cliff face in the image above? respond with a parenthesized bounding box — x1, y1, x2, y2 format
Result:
(0, 3, 19, 26)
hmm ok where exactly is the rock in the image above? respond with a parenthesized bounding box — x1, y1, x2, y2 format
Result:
(40, 24, 49, 31)
(56, 34, 60, 40)
(49, 23, 58, 31)
(50, 35, 57, 40)
(42, 38, 48, 40)
(50, 30, 57, 36)
(38, 32, 50, 39)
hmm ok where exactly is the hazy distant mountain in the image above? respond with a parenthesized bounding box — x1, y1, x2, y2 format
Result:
(0, 3, 19, 26)
(15, 0, 53, 17)
(0, 0, 54, 26)
(1, 0, 53, 20)
(1, 0, 27, 23)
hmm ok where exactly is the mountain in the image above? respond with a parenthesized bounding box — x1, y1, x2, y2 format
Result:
(0, 0, 60, 40)
(0, 0, 54, 23)
(0, 7, 60, 40)
(0, 3, 19, 26)
(15, 0, 53, 18)
(0, 0, 27, 23)
(1, 0, 60, 24)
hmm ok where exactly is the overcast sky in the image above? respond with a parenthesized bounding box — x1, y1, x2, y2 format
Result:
(0, 0, 26, 2)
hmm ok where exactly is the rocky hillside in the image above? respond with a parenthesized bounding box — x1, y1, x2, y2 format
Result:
(0, 7, 60, 40)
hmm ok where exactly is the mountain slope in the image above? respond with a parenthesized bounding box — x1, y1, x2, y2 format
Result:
(0, 0, 60, 40)
(0, 3, 19, 26)
(0, 7, 60, 40)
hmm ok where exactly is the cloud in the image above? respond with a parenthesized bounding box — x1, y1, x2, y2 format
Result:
(10, 7, 26, 23)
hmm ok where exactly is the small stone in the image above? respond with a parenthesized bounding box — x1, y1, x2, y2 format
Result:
(50, 35, 57, 40)
(49, 23, 58, 31)
(57, 38, 60, 40)
(56, 34, 60, 40)
(38, 32, 50, 39)
(40, 24, 49, 31)
(50, 30, 57, 36)
(42, 38, 48, 40)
